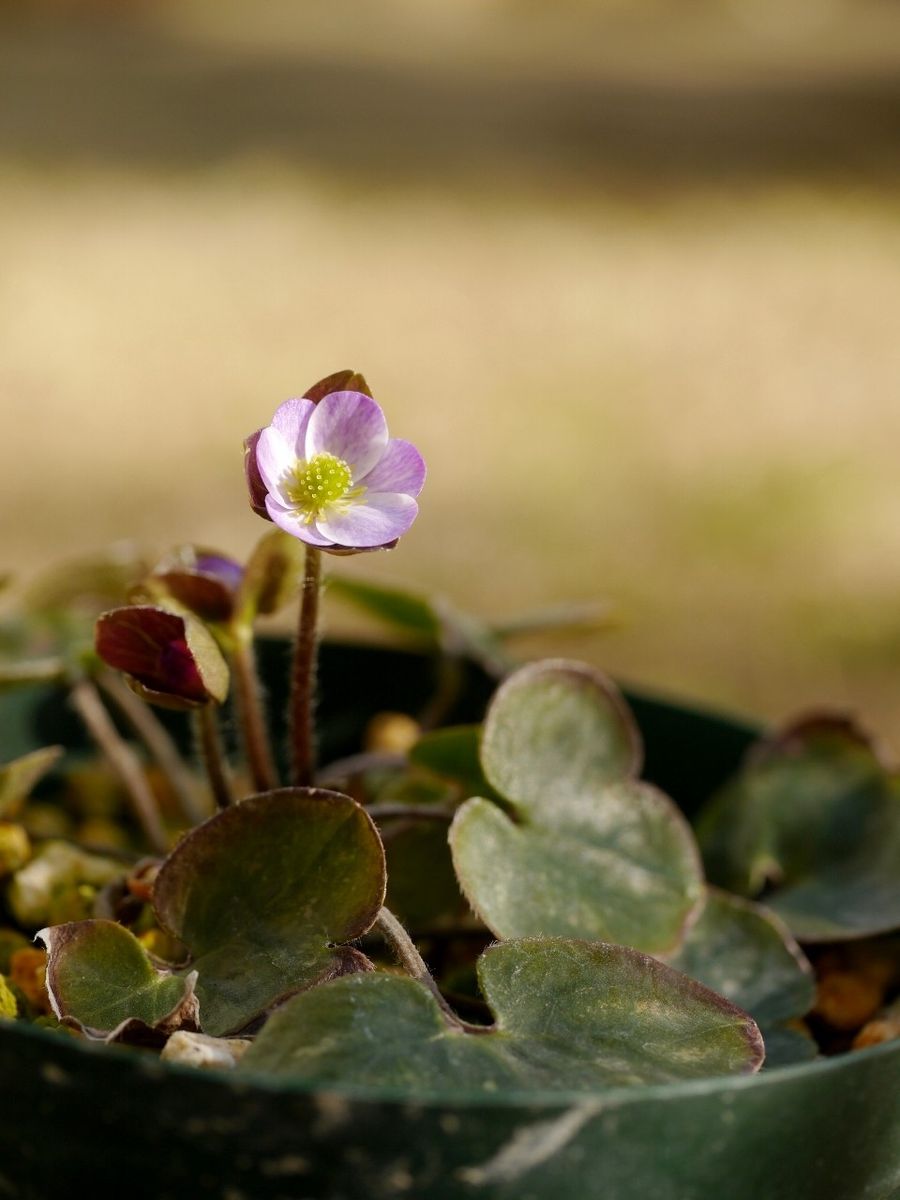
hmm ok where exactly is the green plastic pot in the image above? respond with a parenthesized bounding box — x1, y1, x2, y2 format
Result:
(1, 643, 898, 1200)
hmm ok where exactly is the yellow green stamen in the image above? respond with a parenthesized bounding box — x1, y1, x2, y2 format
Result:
(284, 453, 356, 522)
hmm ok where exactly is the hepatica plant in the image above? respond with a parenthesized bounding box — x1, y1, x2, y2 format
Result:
(1, 368, 899, 1100)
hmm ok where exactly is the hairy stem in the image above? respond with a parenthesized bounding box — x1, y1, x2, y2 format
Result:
(194, 705, 235, 810)
(290, 545, 322, 787)
(232, 634, 279, 793)
(96, 668, 208, 826)
(69, 678, 168, 855)
(374, 906, 465, 1029)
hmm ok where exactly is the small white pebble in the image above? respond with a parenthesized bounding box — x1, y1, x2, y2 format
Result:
(161, 1031, 252, 1070)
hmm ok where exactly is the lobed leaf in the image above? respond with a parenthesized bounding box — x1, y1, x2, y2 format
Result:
(153, 789, 386, 1036)
(697, 716, 900, 941)
(242, 938, 763, 1094)
(665, 888, 816, 1067)
(450, 661, 704, 954)
(36, 790, 386, 1037)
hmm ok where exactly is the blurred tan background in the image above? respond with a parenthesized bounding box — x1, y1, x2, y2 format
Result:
(3, 0, 900, 736)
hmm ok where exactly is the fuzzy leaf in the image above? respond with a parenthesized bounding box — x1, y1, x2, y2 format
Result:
(666, 889, 816, 1067)
(153, 789, 386, 1036)
(0, 746, 63, 819)
(450, 661, 704, 954)
(38, 919, 198, 1039)
(697, 717, 900, 941)
(242, 938, 763, 1093)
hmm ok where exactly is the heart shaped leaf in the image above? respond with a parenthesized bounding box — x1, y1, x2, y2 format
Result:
(40, 789, 386, 1037)
(39, 919, 198, 1041)
(665, 889, 816, 1067)
(697, 716, 900, 941)
(153, 789, 385, 1035)
(449, 661, 704, 954)
(242, 938, 763, 1093)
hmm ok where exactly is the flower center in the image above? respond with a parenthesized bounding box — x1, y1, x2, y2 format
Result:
(284, 453, 354, 519)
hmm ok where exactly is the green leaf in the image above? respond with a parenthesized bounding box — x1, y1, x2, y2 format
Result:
(38, 919, 197, 1039)
(0, 658, 67, 692)
(665, 889, 816, 1067)
(409, 725, 495, 799)
(697, 717, 900, 941)
(383, 821, 466, 930)
(450, 661, 704, 954)
(153, 788, 386, 1036)
(327, 577, 441, 640)
(479, 659, 641, 807)
(0, 747, 63, 819)
(667, 889, 815, 1028)
(360, 768, 465, 929)
(242, 938, 763, 1094)
(325, 580, 515, 675)
(235, 530, 304, 627)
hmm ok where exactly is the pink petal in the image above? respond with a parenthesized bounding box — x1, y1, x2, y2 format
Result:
(358, 439, 425, 497)
(305, 391, 388, 480)
(256, 427, 295, 494)
(265, 496, 337, 546)
(271, 398, 316, 456)
(315, 493, 418, 548)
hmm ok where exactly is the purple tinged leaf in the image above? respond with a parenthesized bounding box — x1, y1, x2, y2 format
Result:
(95, 606, 229, 709)
(38, 919, 199, 1042)
(243, 429, 270, 520)
(303, 369, 373, 404)
(151, 546, 245, 624)
(151, 788, 387, 1035)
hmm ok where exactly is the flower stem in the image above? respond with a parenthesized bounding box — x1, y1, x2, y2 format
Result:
(290, 545, 322, 788)
(373, 906, 465, 1030)
(69, 677, 169, 855)
(232, 633, 279, 793)
(96, 668, 209, 826)
(194, 705, 235, 810)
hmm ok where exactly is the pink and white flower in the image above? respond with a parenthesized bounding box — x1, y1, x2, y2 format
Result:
(245, 390, 424, 553)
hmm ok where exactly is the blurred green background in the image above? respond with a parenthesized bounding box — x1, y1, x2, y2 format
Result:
(3, 0, 900, 737)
